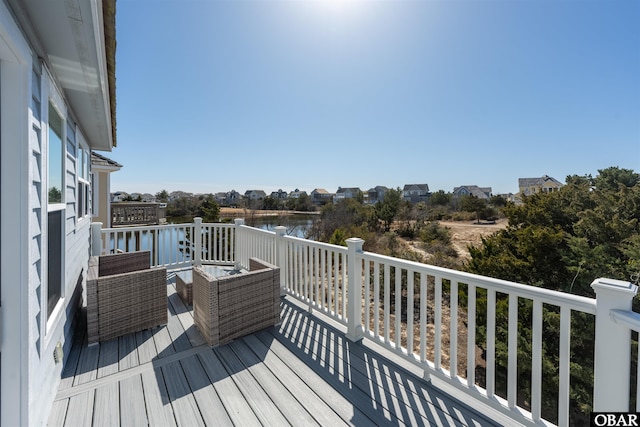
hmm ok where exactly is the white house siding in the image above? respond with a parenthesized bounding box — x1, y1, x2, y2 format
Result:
(65, 120, 77, 233)
(0, 7, 96, 424)
(1, 3, 33, 425)
(29, 63, 44, 353)
(32, 69, 91, 426)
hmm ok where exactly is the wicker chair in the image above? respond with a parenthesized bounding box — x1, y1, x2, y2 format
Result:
(87, 251, 167, 345)
(193, 258, 281, 347)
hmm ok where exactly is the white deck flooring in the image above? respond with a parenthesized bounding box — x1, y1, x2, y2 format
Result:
(47, 274, 503, 426)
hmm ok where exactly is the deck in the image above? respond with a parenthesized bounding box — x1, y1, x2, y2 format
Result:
(48, 273, 505, 426)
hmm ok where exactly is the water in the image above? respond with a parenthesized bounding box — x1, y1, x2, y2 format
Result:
(111, 215, 318, 266)
(252, 215, 317, 239)
(112, 227, 191, 266)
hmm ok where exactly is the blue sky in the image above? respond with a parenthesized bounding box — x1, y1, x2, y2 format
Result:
(110, 0, 640, 196)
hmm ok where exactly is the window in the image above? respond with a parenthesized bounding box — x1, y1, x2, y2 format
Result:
(47, 101, 65, 318)
(48, 104, 64, 204)
(77, 144, 90, 219)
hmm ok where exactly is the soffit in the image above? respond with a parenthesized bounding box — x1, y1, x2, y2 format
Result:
(11, 0, 115, 150)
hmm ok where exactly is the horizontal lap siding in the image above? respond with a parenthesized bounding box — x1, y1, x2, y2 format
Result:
(65, 123, 76, 234)
(29, 65, 44, 357)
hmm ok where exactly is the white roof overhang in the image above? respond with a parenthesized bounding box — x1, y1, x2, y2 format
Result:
(9, 0, 115, 150)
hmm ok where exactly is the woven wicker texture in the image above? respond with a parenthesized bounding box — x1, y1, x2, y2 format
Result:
(98, 250, 150, 276)
(87, 251, 167, 344)
(193, 258, 280, 347)
(176, 273, 193, 305)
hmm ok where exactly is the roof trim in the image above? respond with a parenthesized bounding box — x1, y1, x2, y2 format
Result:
(9, 0, 116, 150)
(91, 151, 122, 170)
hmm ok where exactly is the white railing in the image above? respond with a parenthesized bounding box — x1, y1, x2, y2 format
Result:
(590, 278, 639, 413)
(111, 202, 164, 226)
(282, 233, 349, 324)
(356, 247, 597, 427)
(234, 224, 349, 323)
(609, 308, 640, 411)
(92, 218, 639, 427)
(269, 234, 638, 426)
(92, 219, 235, 269)
(197, 219, 236, 266)
(234, 220, 277, 268)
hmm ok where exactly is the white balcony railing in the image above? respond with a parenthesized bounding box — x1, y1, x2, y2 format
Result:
(93, 219, 236, 269)
(111, 202, 165, 226)
(91, 218, 639, 427)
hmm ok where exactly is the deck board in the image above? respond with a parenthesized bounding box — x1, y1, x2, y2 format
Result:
(140, 369, 177, 427)
(165, 296, 193, 353)
(153, 322, 176, 358)
(214, 344, 291, 426)
(97, 337, 120, 378)
(118, 333, 139, 371)
(47, 279, 504, 427)
(242, 333, 351, 427)
(180, 354, 234, 427)
(256, 329, 392, 426)
(48, 399, 69, 426)
(278, 302, 500, 426)
(93, 383, 120, 427)
(278, 306, 459, 426)
(119, 374, 148, 427)
(64, 390, 94, 426)
(59, 326, 84, 391)
(73, 340, 99, 386)
(197, 350, 262, 427)
(136, 328, 159, 364)
(161, 361, 204, 426)
(168, 288, 205, 348)
(228, 339, 322, 426)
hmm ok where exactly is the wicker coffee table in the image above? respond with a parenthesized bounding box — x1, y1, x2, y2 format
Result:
(176, 265, 238, 305)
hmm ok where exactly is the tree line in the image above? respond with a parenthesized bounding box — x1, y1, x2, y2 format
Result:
(308, 187, 506, 269)
(466, 166, 639, 424)
(307, 166, 639, 424)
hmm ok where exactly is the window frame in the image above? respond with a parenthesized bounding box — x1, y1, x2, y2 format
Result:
(77, 140, 91, 220)
(46, 97, 66, 322)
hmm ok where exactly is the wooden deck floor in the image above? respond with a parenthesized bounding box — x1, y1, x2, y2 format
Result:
(48, 274, 504, 426)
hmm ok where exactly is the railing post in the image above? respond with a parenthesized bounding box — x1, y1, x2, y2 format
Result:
(91, 222, 103, 256)
(275, 226, 287, 295)
(234, 218, 245, 268)
(193, 217, 202, 267)
(346, 237, 365, 342)
(591, 277, 638, 411)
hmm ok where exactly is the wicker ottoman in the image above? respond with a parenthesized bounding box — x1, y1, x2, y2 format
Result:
(193, 258, 280, 347)
(176, 270, 194, 305)
(176, 265, 233, 305)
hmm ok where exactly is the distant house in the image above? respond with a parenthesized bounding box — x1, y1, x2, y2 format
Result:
(112, 191, 129, 202)
(518, 175, 564, 197)
(271, 189, 288, 200)
(367, 186, 389, 204)
(453, 185, 492, 200)
(334, 187, 362, 202)
(402, 184, 430, 204)
(91, 152, 122, 228)
(169, 190, 193, 201)
(289, 188, 308, 199)
(245, 190, 267, 200)
(225, 190, 242, 206)
(140, 193, 156, 202)
(213, 192, 227, 204)
(310, 188, 334, 205)
(497, 193, 516, 203)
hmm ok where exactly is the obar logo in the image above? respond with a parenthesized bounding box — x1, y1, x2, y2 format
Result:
(591, 413, 640, 427)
